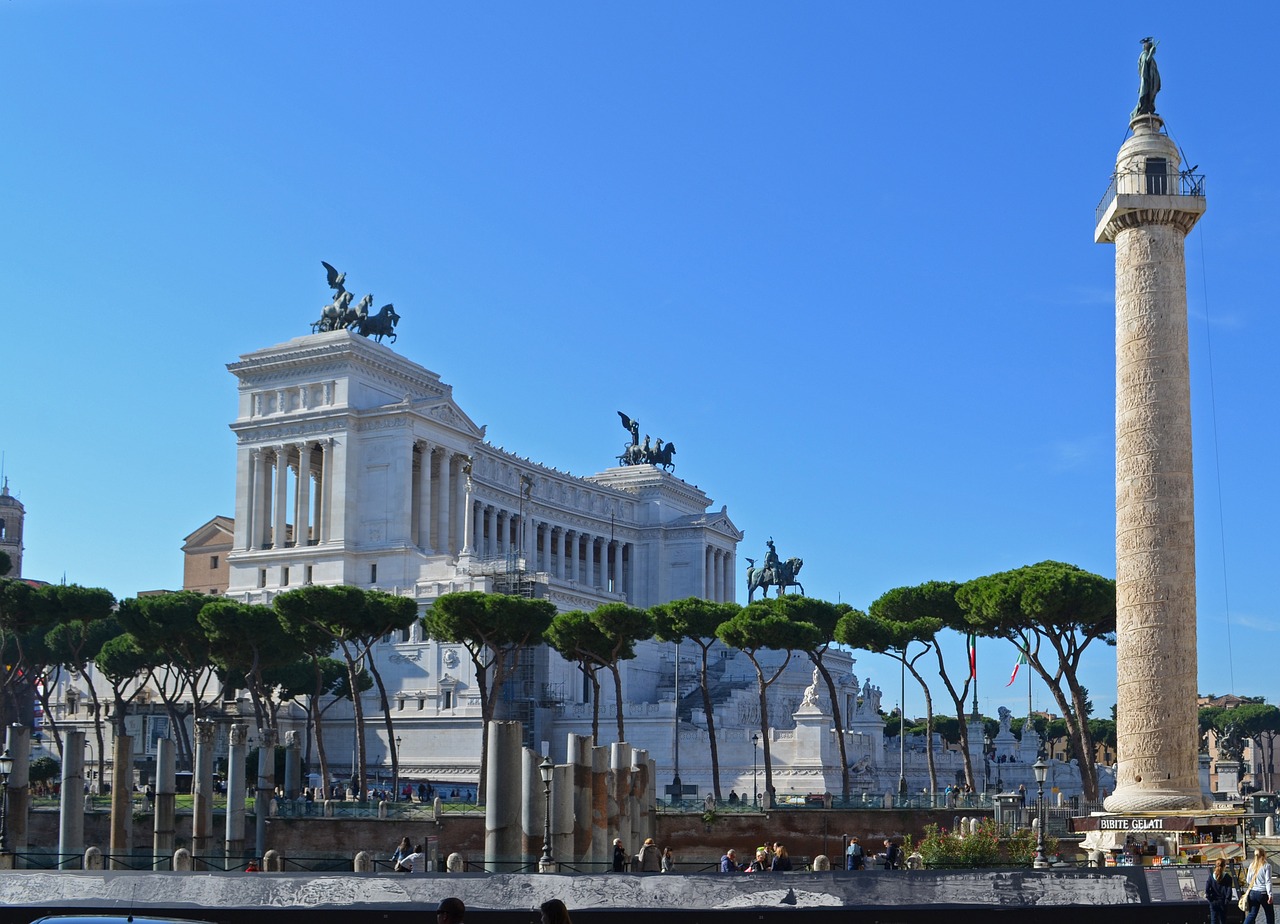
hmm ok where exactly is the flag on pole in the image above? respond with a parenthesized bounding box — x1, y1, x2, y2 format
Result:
(1005, 649, 1028, 687)
(967, 633, 977, 679)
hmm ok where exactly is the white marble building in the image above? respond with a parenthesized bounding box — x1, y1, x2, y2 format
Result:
(41, 328, 1089, 801)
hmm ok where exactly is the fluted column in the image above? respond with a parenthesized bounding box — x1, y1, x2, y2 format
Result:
(296, 443, 312, 547)
(272, 446, 289, 548)
(567, 531, 579, 582)
(417, 443, 433, 552)
(462, 493, 476, 555)
(318, 439, 333, 543)
(556, 528, 567, 580)
(437, 451, 452, 554)
(584, 534, 595, 587)
(453, 457, 467, 554)
(248, 449, 266, 550)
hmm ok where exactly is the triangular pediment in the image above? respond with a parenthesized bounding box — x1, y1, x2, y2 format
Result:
(182, 515, 235, 551)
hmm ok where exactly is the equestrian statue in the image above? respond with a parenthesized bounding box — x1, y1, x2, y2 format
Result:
(311, 262, 402, 343)
(616, 411, 676, 472)
(746, 537, 804, 601)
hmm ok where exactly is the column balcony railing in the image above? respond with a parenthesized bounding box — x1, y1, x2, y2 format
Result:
(1095, 170, 1206, 227)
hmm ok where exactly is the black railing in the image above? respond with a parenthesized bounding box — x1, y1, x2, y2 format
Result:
(1096, 171, 1206, 226)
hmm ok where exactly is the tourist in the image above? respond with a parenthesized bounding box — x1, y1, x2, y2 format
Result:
(396, 844, 426, 873)
(1205, 857, 1233, 924)
(728, 790, 738, 805)
(390, 836, 411, 870)
(244, 859, 260, 872)
(771, 844, 793, 872)
(745, 849, 770, 873)
(612, 837, 626, 872)
(661, 847, 674, 873)
(636, 837, 660, 872)
(437, 897, 466, 924)
(883, 839, 902, 870)
(845, 836, 864, 870)
(540, 899, 572, 924)
(720, 848, 739, 872)
(1243, 848, 1274, 924)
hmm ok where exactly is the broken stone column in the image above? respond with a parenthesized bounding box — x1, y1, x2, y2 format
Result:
(153, 737, 176, 870)
(611, 742, 632, 861)
(224, 723, 249, 867)
(551, 762, 573, 868)
(109, 733, 132, 868)
(630, 749, 651, 846)
(5, 724, 30, 853)
(283, 731, 301, 800)
(255, 728, 277, 861)
(567, 734, 593, 864)
(58, 729, 85, 870)
(191, 719, 215, 869)
(590, 745, 609, 869)
(484, 721, 522, 870)
(520, 747, 541, 869)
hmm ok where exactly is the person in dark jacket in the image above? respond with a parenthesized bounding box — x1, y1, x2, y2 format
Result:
(719, 849, 739, 872)
(1206, 857, 1234, 924)
(612, 838, 626, 872)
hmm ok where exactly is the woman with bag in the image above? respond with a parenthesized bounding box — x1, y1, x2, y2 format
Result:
(1243, 848, 1274, 924)
(1205, 858, 1233, 924)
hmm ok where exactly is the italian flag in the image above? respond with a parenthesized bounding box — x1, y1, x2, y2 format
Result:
(1006, 649, 1028, 687)
(967, 633, 977, 679)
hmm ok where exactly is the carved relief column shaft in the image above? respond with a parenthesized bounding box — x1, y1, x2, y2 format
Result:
(1098, 112, 1206, 812)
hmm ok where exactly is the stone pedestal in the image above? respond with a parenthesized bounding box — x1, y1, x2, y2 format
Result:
(1097, 111, 1207, 813)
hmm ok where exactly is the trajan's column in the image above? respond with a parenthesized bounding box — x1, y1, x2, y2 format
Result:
(1096, 39, 1207, 812)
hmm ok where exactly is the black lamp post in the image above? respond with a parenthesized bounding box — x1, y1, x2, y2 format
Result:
(984, 733, 992, 794)
(393, 736, 402, 802)
(539, 756, 554, 871)
(0, 748, 13, 855)
(751, 734, 759, 807)
(1032, 757, 1049, 869)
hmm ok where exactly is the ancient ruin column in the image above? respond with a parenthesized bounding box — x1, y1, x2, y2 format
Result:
(590, 744, 609, 869)
(610, 742, 632, 862)
(484, 721, 523, 870)
(5, 724, 30, 854)
(255, 728, 277, 861)
(552, 762, 574, 867)
(283, 730, 301, 799)
(225, 724, 249, 866)
(108, 732, 132, 868)
(520, 748, 541, 868)
(153, 737, 176, 869)
(191, 719, 215, 868)
(568, 734, 594, 863)
(57, 729, 85, 870)
(1096, 107, 1207, 813)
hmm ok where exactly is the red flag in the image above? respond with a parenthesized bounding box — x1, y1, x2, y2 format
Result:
(1005, 650, 1028, 687)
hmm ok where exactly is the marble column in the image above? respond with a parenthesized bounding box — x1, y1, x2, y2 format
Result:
(5, 724, 29, 854)
(567, 734, 594, 863)
(272, 447, 289, 548)
(1097, 111, 1207, 813)
(319, 438, 333, 543)
(191, 720, 215, 868)
(590, 745, 609, 869)
(249, 449, 267, 550)
(584, 535, 595, 587)
(296, 443, 312, 547)
(57, 729, 85, 870)
(520, 747, 540, 868)
(437, 451, 452, 555)
(611, 742, 632, 861)
(417, 443, 433, 552)
(283, 731, 301, 800)
(255, 727, 277, 861)
(153, 737, 176, 870)
(225, 724, 249, 866)
(108, 733, 132, 868)
(453, 456, 467, 554)
(556, 529, 567, 580)
(484, 721, 523, 869)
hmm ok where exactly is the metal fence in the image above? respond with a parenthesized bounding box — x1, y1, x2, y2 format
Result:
(1095, 170, 1206, 226)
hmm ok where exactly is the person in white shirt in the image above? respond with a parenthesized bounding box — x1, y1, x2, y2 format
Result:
(1244, 847, 1274, 924)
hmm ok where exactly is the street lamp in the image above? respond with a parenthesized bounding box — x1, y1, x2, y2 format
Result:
(539, 755, 554, 872)
(751, 734, 759, 807)
(0, 748, 13, 855)
(983, 733, 992, 794)
(1032, 757, 1049, 869)
(393, 736, 402, 802)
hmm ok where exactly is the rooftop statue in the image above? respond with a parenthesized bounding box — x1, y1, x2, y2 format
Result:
(616, 411, 676, 471)
(311, 262, 401, 342)
(1132, 37, 1160, 119)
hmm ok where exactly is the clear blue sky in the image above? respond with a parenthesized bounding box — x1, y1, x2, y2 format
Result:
(3, 3, 1276, 721)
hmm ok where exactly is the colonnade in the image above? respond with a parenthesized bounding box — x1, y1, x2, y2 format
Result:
(703, 545, 734, 602)
(243, 441, 332, 551)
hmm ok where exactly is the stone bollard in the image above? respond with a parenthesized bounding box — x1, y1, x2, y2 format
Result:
(378, 801, 389, 820)
(433, 796, 443, 822)
(85, 847, 104, 870)
(1267, 817, 1276, 838)
(812, 855, 831, 871)
(174, 848, 193, 871)
(0, 852, 13, 871)
(354, 850, 373, 872)
(447, 852, 464, 872)
(324, 800, 335, 817)
(883, 793, 893, 809)
(969, 817, 979, 836)
(264, 849, 280, 872)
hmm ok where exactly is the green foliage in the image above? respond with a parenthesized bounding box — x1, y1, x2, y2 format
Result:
(917, 820, 1001, 868)
(29, 755, 59, 784)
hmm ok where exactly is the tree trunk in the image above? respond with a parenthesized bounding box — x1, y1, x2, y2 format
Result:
(904, 657, 938, 793)
(697, 643, 723, 802)
(364, 648, 399, 797)
(611, 664, 626, 743)
(812, 653, 850, 801)
(340, 642, 368, 799)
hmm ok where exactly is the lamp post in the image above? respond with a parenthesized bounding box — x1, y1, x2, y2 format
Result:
(0, 748, 12, 855)
(538, 755, 554, 872)
(1032, 757, 1049, 869)
(984, 733, 992, 794)
(751, 734, 759, 807)
(393, 736, 402, 802)
(897, 657, 907, 800)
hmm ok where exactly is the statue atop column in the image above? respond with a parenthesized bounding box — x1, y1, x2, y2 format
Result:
(616, 411, 677, 471)
(1132, 37, 1160, 119)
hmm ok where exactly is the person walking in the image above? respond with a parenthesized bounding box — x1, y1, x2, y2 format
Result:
(1205, 857, 1233, 924)
(390, 836, 411, 870)
(661, 847, 675, 873)
(845, 836, 864, 871)
(771, 844, 793, 872)
(1244, 848, 1274, 924)
(636, 837, 661, 872)
(396, 844, 425, 873)
(612, 838, 626, 872)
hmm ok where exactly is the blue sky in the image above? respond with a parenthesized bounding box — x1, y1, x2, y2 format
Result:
(3, 3, 1277, 721)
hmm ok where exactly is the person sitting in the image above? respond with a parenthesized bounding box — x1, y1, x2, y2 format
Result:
(745, 849, 770, 873)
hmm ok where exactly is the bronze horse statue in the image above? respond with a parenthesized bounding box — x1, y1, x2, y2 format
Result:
(746, 556, 804, 601)
(354, 303, 400, 343)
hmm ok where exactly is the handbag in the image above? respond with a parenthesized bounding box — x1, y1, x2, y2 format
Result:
(1239, 891, 1249, 913)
